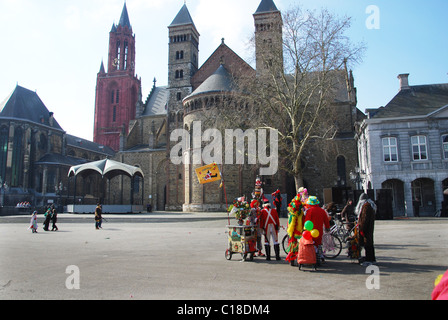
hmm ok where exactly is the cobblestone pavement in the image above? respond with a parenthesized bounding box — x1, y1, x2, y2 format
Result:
(1, 212, 447, 300)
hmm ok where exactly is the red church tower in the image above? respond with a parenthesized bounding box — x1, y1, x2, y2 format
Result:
(94, 3, 141, 151)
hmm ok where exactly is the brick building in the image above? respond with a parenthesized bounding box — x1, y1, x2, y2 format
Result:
(101, 0, 362, 211)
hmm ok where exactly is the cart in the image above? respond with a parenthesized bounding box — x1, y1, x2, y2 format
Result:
(225, 225, 257, 261)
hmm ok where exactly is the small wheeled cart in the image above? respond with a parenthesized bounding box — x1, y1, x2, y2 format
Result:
(225, 225, 258, 261)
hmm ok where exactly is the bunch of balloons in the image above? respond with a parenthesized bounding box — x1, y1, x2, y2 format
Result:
(302, 221, 319, 240)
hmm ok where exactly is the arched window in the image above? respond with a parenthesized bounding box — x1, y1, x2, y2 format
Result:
(336, 155, 347, 186)
(0, 126, 8, 181)
(116, 41, 121, 70)
(11, 127, 24, 187)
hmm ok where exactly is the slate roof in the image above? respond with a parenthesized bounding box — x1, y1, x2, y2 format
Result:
(255, 0, 279, 14)
(185, 64, 236, 100)
(372, 83, 448, 118)
(142, 86, 169, 116)
(0, 85, 63, 131)
(118, 3, 132, 29)
(35, 153, 87, 167)
(169, 4, 196, 29)
(66, 134, 115, 157)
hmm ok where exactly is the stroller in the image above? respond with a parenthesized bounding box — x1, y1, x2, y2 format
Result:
(297, 236, 317, 271)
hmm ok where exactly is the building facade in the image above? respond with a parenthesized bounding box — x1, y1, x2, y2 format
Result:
(356, 74, 448, 217)
(0, 85, 114, 212)
(94, 3, 142, 152)
(106, 0, 363, 212)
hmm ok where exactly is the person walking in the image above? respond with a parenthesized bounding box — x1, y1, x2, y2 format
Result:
(358, 199, 376, 266)
(43, 207, 52, 231)
(51, 205, 58, 231)
(94, 203, 103, 229)
(29, 211, 38, 233)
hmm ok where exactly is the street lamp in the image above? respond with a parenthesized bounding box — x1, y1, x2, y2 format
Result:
(349, 166, 363, 190)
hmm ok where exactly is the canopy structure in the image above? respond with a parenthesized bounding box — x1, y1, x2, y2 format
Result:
(67, 159, 144, 213)
(68, 158, 144, 179)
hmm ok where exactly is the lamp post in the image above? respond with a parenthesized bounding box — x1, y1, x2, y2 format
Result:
(349, 166, 364, 191)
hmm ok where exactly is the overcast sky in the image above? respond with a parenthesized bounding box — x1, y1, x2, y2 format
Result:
(1, 0, 447, 141)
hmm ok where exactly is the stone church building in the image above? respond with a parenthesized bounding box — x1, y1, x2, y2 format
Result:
(94, 0, 363, 212)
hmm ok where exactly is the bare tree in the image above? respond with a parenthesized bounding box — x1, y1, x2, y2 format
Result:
(242, 6, 366, 192)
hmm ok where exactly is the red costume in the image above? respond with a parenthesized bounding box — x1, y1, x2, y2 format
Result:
(260, 202, 281, 260)
(304, 204, 330, 246)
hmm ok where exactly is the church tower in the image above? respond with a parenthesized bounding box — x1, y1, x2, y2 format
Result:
(94, 3, 141, 151)
(165, 3, 200, 211)
(253, 0, 283, 77)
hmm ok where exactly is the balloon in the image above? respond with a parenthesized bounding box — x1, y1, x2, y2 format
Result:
(310, 229, 320, 238)
(302, 230, 312, 240)
(304, 220, 314, 231)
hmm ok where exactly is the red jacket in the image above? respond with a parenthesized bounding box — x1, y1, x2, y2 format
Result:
(304, 205, 330, 245)
(259, 207, 280, 233)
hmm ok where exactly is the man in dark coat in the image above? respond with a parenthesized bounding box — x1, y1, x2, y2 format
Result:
(358, 201, 376, 266)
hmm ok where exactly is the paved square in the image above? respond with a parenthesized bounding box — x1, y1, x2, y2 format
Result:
(1, 213, 447, 300)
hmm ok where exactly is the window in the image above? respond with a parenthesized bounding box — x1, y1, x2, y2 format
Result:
(116, 41, 121, 70)
(382, 137, 398, 162)
(0, 126, 8, 181)
(411, 135, 427, 160)
(116, 90, 119, 103)
(112, 106, 116, 122)
(176, 92, 182, 101)
(11, 127, 23, 187)
(175, 51, 184, 60)
(175, 70, 184, 79)
(442, 134, 448, 159)
(124, 41, 128, 70)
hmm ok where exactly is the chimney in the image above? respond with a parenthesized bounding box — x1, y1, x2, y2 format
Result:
(398, 73, 410, 91)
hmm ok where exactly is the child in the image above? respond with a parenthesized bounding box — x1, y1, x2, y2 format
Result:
(29, 211, 38, 233)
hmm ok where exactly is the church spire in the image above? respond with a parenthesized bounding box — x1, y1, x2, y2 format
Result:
(118, 2, 132, 30)
(255, 0, 279, 14)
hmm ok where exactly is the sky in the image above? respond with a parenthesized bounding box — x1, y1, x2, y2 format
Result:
(0, 0, 447, 141)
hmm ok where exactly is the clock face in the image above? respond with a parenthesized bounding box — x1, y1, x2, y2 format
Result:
(112, 58, 118, 67)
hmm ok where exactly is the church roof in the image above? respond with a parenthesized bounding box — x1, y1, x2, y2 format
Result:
(142, 86, 169, 116)
(370, 83, 448, 119)
(66, 134, 115, 157)
(185, 64, 237, 100)
(254, 0, 279, 14)
(118, 3, 132, 29)
(169, 4, 196, 29)
(0, 85, 63, 131)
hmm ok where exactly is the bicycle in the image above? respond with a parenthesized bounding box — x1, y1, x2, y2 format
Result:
(330, 213, 357, 243)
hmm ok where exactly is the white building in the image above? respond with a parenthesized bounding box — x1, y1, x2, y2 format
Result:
(356, 74, 448, 217)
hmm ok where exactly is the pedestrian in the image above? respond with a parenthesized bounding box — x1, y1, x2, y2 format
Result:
(94, 203, 103, 229)
(51, 205, 58, 231)
(43, 207, 52, 231)
(340, 199, 356, 230)
(304, 196, 330, 266)
(250, 199, 265, 257)
(29, 211, 38, 233)
(412, 197, 421, 217)
(358, 199, 376, 266)
(259, 199, 281, 261)
(355, 193, 377, 217)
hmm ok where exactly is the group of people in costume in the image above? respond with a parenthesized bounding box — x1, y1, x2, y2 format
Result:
(285, 187, 378, 267)
(241, 176, 379, 267)
(284, 187, 332, 267)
